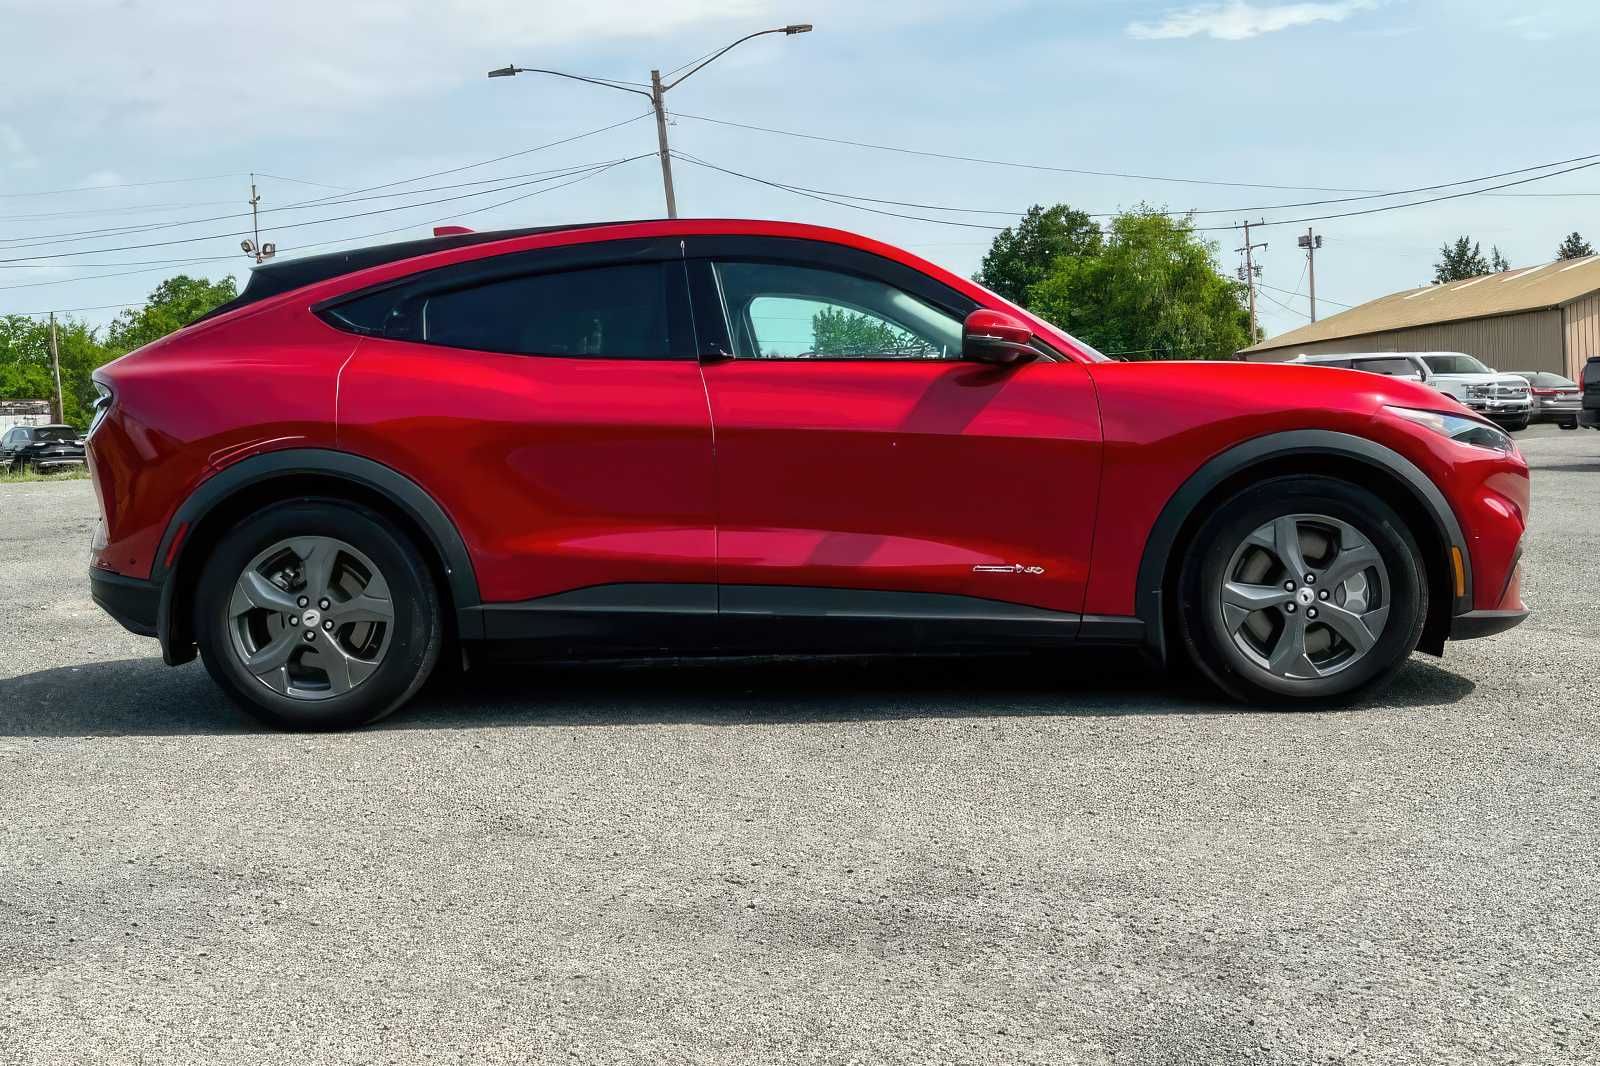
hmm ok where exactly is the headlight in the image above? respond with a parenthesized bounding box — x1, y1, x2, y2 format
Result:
(89, 381, 113, 438)
(1385, 405, 1512, 452)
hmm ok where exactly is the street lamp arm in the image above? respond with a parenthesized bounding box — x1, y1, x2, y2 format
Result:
(661, 24, 812, 91)
(485, 66, 654, 99)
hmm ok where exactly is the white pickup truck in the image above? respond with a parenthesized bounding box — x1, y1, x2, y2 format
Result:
(1291, 351, 1532, 431)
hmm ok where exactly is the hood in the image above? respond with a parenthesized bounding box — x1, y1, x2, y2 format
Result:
(1429, 370, 1527, 387)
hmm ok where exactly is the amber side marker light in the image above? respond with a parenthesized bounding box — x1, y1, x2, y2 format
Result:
(1450, 546, 1467, 598)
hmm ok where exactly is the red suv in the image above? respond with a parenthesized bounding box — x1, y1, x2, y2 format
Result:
(85, 220, 1529, 729)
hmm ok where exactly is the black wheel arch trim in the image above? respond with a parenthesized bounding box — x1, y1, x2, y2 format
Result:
(1133, 429, 1471, 664)
(152, 448, 482, 662)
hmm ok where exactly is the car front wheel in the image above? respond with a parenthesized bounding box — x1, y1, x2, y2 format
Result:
(1178, 475, 1428, 704)
(193, 500, 442, 730)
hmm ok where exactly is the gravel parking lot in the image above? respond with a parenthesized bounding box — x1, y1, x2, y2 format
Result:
(2, 426, 1596, 1065)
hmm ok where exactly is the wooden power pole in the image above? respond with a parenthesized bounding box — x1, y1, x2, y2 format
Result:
(1236, 221, 1268, 342)
(47, 311, 64, 424)
(1298, 228, 1324, 322)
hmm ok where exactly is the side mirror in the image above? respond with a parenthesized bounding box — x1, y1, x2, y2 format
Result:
(962, 309, 1037, 365)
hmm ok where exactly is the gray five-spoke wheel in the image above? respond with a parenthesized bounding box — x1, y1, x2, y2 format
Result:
(226, 536, 394, 701)
(1220, 513, 1391, 681)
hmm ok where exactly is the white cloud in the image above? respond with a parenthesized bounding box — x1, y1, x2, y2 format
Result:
(1, 0, 772, 136)
(1128, 0, 1377, 40)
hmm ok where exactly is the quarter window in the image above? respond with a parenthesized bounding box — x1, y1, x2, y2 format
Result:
(712, 261, 962, 360)
(418, 263, 677, 358)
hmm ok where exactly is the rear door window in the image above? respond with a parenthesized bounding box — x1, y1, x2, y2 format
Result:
(419, 263, 681, 359)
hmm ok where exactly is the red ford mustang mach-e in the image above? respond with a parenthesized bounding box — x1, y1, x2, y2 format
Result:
(85, 219, 1529, 729)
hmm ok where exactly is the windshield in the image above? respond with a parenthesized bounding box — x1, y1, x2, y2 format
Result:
(1422, 354, 1491, 375)
(33, 427, 77, 442)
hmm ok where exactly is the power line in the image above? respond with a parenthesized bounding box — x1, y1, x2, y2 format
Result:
(1257, 286, 1309, 321)
(251, 172, 350, 192)
(0, 199, 239, 223)
(669, 151, 1006, 230)
(672, 111, 1383, 193)
(1260, 281, 1352, 309)
(3, 156, 646, 304)
(0, 174, 244, 199)
(0, 260, 227, 292)
(0, 157, 639, 265)
(1196, 156, 1600, 231)
(0, 157, 652, 250)
(10, 301, 147, 318)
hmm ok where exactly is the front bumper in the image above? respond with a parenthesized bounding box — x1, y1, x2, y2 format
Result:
(1460, 399, 1531, 421)
(1450, 609, 1529, 640)
(89, 567, 160, 638)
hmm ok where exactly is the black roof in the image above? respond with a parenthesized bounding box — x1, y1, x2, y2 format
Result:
(195, 222, 630, 324)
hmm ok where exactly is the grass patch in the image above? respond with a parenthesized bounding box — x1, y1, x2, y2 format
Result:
(0, 465, 91, 484)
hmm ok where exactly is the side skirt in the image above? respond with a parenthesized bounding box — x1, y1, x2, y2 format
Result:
(462, 583, 1145, 660)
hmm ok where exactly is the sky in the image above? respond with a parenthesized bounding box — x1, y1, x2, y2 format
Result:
(3, 0, 1598, 341)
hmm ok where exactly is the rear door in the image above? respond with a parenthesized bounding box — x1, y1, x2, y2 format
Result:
(334, 240, 717, 631)
(685, 237, 1102, 629)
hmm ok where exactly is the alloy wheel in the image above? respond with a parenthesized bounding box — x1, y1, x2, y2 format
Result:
(226, 536, 394, 701)
(1219, 513, 1391, 681)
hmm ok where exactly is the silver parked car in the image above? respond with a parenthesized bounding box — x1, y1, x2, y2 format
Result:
(1506, 371, 1581, 429)
(1290, 352, 1532, 431)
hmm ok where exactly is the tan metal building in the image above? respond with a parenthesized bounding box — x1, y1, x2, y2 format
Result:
(1240, 255, 1600, 379)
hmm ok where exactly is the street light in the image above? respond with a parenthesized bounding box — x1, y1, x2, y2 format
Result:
(488, 24, 813, 218)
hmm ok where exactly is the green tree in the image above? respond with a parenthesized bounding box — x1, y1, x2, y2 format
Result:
(1556, 232, 1594, 260)
(975, 204, 1102, 308)
(0, 315, 111, 427)
(106, 273, 237, 352)
(809, 307, 934, 357)
(1490, 245, 1511, 273)
(1433, 236, 1490, 283)
(0, 272, 235, 428)
(1026, 206, 1251, 361)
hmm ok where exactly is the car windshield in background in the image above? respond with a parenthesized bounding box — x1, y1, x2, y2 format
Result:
(33, 427, 78, 442)
(1519, 372, 1576, 388)
(1422, 354, 1491, 375)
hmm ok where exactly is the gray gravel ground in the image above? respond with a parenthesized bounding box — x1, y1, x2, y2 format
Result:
(1, 425, 1597, 1065)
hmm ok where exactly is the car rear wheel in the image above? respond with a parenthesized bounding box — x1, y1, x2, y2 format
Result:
(193, 500, 442, 730)
(1177, 476, 1427, 704)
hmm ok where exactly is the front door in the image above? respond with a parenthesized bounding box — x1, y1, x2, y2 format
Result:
(687, 248, 1102, 625)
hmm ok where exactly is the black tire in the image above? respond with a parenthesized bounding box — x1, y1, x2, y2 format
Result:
(1177, 475, 1428, 705)
(1502, 417, 1530, 432)
(193, 499, 442, 730)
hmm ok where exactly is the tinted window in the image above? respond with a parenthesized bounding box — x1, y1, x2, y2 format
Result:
(323, 287, 403, 336)
(1351, 357, 1423, 377)
(419, 263, 676, 358)
(1517, 372, 1575, 387)
(35, 426, 76, 442)
(1421, 354, 1490, 375)
(713, 261, 962, 360)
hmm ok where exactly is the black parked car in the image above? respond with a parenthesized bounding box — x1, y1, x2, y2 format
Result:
(0, 424, 86, 472)
(1584, 357, 1600, 430)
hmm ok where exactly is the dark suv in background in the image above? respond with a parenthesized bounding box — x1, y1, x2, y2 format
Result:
(0, 424, 85, 473)
(1583, 357, 1600, 430)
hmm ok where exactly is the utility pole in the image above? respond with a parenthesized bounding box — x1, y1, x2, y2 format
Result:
(1236, 220, 1268, 342)
(488, 24, 812, 219)
(240, 175, 275, 263)
(1298, 227, 1324, 322)
(47, 312, 64, 424)
(649, 70, 678, 219)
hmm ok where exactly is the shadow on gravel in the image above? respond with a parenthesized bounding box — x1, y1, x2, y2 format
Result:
(0, 651, 1475, 737)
